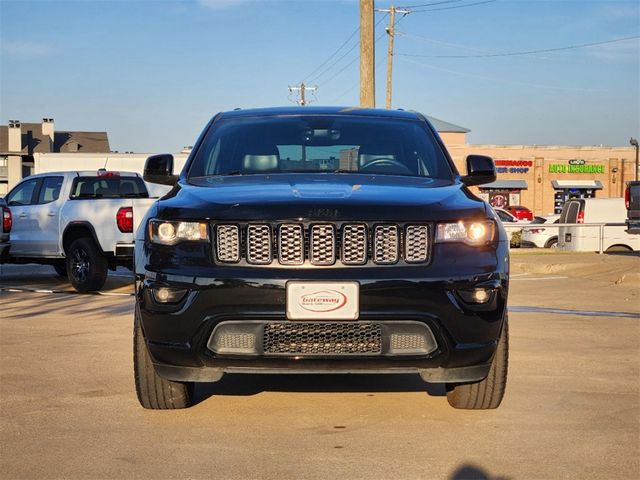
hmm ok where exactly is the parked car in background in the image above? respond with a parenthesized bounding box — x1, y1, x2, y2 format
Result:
(559, 198, 640, 252)
(4, 170, 157, 291)
(493, 207, 524, 246)
(625, 181, 640, 234)
(521, 215, 560, 248)
(505, 205, 533, 221)
(0, 197, 11, 261)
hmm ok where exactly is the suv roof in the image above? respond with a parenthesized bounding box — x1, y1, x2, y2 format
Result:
(217, 106, 422, 121)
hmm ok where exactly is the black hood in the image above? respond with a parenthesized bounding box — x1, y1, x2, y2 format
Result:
(157, 173, 487, 222)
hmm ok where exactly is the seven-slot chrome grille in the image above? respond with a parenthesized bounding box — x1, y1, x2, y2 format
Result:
(214, 222, 430, 266)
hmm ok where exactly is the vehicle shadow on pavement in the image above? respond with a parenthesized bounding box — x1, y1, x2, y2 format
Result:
(450, 463, 508, 480)
(194, 373, 446, 402)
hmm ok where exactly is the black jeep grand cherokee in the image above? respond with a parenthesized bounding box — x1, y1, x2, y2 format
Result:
(135, 107, 509, 410)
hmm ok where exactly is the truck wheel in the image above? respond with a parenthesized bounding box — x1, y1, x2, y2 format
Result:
(66, 237, 108, 292)
(446, 317, 508, 410)
(134, 306, 193, 409)
(53, 263, 67, 277)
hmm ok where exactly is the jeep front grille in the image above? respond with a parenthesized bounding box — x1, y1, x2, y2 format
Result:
(216, 225, 240, 262)
(310, 224, 336, 266)
(342, 224, 367, 265)
(278, 224, 304, 265)
(246, 224, 272, 264)
(213, 222, 430, 266)
(374, 225, 399, 264)
(404, 225, 429, 263)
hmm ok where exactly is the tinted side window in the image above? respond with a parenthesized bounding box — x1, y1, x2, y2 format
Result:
(565, 202, 580, 223)
(37, 176, 64, 204)
(7, 179, 39, 206)
(496, 210, 513, 222)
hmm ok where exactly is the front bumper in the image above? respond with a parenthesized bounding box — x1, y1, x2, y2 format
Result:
(136, 241, 509, 383)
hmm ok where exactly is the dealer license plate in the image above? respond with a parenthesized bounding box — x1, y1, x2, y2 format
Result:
(286, 281, 359, 320)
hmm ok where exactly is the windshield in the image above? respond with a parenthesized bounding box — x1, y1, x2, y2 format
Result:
(187, 115, 454, 180)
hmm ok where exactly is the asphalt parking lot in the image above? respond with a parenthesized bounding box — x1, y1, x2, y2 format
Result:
(1, 253, 639, 480)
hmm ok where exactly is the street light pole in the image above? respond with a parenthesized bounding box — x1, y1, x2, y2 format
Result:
(631, 137, 639, 181)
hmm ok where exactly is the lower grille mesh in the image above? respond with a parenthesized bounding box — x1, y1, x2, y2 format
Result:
(263, 322, 382, 355)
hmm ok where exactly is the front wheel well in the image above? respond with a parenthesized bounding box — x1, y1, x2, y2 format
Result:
(605, 244, 634, 253)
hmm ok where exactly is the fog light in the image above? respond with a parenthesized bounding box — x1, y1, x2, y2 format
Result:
(473, 289, 490, 303)
(152, 287, 187, 304)
(459, 288, 493, 305)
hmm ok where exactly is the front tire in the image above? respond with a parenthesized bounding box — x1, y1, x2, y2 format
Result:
(134, 306, 193, 409)
(545, 237, 558, 249)
(66, 237, 108, 292)
(446, 317, 509, 410)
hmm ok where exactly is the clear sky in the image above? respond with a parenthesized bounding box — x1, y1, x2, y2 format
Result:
(1, 0, 638, 152)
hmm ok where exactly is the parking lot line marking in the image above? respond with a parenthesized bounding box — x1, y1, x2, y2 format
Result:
(511, 276, 568, 281)
(510, 306, 639, 319)
(510, 273, 530, 277)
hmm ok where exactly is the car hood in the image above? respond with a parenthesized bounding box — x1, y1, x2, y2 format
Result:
(157, 174, 487, 222)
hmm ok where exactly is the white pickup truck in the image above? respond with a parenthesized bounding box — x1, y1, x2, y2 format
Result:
(2, 170, 157, 291)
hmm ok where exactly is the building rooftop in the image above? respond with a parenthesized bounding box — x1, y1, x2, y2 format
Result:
(0, 121, 110, 155)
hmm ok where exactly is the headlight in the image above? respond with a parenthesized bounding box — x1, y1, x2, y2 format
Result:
(148, 220, 209, 245)
(436, 220, 495, 245)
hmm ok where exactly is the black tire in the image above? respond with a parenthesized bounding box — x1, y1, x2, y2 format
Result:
(446, 317, 509, 410)
(52, 262, 68, 277)
(134, 306, 193, 409)
(545, 237, 558, 249)
(66, 237, 108, 292)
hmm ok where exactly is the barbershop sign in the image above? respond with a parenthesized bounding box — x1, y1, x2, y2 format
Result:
(549, 159, 605, 174)
(495, 159, 531, 174)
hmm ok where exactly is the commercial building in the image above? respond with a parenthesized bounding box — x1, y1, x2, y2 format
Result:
(446, 142, 637, 216)
(0, 118, 110, 194)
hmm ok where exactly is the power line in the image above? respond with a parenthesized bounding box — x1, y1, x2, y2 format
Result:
(303, 26, 360, 82)
(411, 0, 496, 13)
(397, 30, 496, 53)
(397, 35, 640, 58)
(319, 11, 409, 91)
(308, 14, 388, 85)
(400, 0, 464, 8)
(330, 51, 388, 104)
(399, 56, 609, 92)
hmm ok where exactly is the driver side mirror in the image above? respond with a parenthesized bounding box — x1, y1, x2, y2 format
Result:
(461, 155, 496, 187)
(144, 154, 179, 186)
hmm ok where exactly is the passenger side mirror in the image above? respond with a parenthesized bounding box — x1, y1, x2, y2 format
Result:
(461, 155, 496, 187)
(144, 154, 179, 186)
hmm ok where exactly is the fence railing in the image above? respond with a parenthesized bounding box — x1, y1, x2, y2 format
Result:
(503, 222, 629, 254)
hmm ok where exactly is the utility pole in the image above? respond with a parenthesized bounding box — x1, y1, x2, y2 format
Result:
(360, 0, 375, 108)
(288, 82, 318, 106)
(376, 5, 411, 109)
(631, 137, 639, 181)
